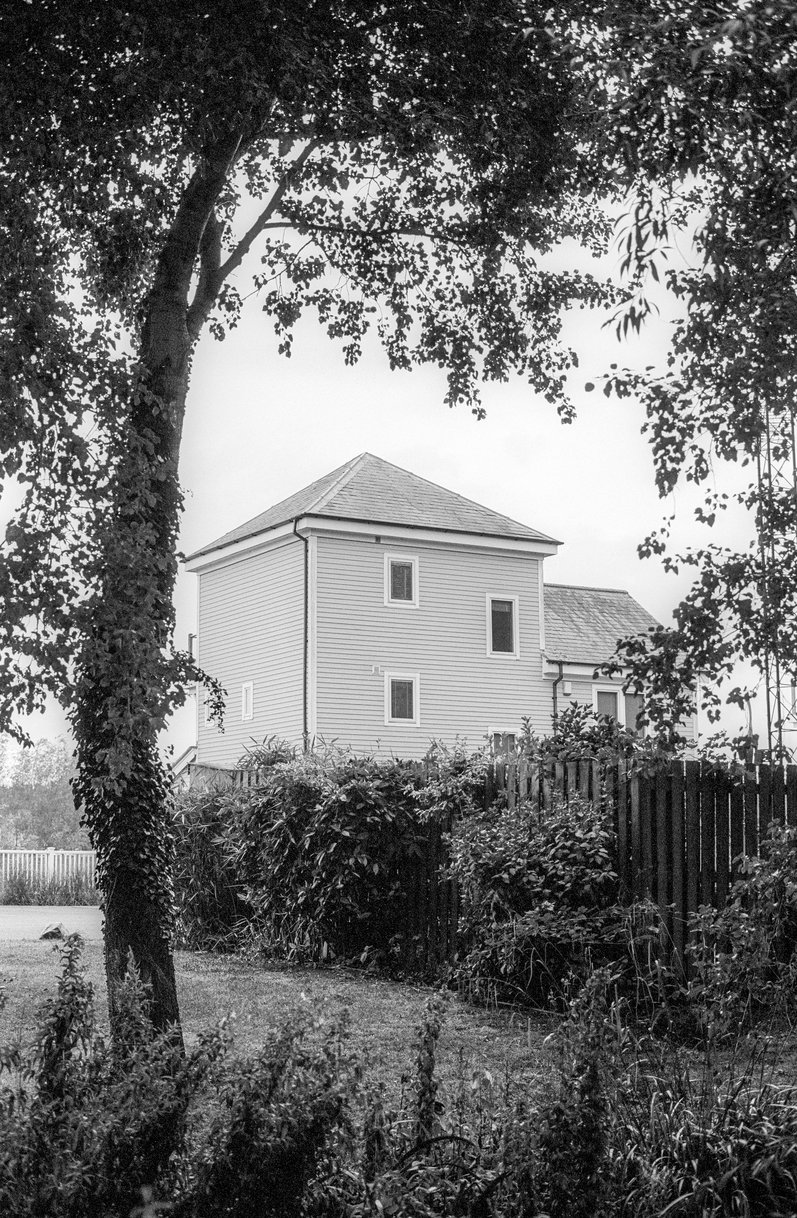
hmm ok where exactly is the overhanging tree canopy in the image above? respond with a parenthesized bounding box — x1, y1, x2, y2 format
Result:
(585, 0, 797, 750)
(0, 0, 611, 1030)
(2, 0, 795, 1032)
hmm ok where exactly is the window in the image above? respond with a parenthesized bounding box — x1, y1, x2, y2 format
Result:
(241, 681, 254, 722)
(596, 689, 618, 719)
(384, 554, 419, 607)
(486, 595, 519, 657)
(491, 731, 517, 755)
(593, 686, 645, 733)
(384, 671, 420, 725)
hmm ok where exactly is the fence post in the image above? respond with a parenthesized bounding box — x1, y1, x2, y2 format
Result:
(45, 846, 55, 881)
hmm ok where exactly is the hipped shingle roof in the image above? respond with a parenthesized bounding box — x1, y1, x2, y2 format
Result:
(189, 452, 559, 558)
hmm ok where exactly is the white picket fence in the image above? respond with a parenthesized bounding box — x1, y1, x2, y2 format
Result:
(0, 848, 96, 894)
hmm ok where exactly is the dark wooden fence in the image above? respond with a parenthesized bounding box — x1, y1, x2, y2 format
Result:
(189, 758, 797, 973)
(492, 756, 797, 970)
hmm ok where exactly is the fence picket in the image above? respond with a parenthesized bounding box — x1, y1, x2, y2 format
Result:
(744, 770, 758, 857)
(788, 765, 797, 828)
(700, 765, 716, 908)
(715, 772, 731, 909)
(655, 769, 671, 945)
(670, 763, 686, 972)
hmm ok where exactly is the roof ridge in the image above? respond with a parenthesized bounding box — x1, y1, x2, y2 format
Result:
(311, 452, 369, 513)
(353, 453, 555, 539)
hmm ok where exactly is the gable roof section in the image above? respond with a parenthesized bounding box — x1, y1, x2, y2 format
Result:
(544, 584, 660, 665)
(188, 453, 559, 558)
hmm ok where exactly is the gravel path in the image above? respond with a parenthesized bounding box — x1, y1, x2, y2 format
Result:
(0, 905, 103, 941)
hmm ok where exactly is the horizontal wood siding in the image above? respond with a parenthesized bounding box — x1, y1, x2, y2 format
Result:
(314, 534, 550, 757)
(196, 538, 304, 765)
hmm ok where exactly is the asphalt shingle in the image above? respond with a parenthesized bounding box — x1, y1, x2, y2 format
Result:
(188, 453, 559, 558)
(544, 583, 660, 665)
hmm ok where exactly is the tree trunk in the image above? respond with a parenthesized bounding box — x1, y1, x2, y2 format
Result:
(72, 309, 192, 1037)
(69, 134, 244, 1038)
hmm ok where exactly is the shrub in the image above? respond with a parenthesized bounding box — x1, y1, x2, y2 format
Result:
(449, 793, 622, 1006)
(181, 746, 488, 967)
(686, 821, 797, 1036)
(172, 791, 250, 951)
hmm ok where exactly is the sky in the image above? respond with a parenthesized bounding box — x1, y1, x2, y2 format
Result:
(9, 232, 763, 758)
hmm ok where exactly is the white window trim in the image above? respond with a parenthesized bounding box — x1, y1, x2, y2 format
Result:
(486, 594, 520, 659)
(241, 681, 254, 722)
(489, 728, 518, 754)
(384, 670, 421, 726)
(384, 553, 419, 608)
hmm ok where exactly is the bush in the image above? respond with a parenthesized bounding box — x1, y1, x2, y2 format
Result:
(172, 791, 250, 951)
(449, 793, 623, 1006)
(686, 821, 797, 1036)
(174, 745, 487, 966)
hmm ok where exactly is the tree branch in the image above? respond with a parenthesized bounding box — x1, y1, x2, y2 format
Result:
(185, 140, 317, 337)
(150, 132, 242, 312)
(246, 220, 461, 244)
(186, 209, 223, 340)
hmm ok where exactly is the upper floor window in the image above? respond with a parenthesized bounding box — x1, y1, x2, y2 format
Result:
(384, 554, 419, 608)
(486, 595, 519, 657)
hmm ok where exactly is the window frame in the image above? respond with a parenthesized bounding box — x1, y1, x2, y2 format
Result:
(384, 670, 421, 726)
(490, 729, 518, 756)
(592, 684, 645, 732)
(241, 681, 254, 722)
(384, 553, 419, 608)
(485, 594, 520, 659)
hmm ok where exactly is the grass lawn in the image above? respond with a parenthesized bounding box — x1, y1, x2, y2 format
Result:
(0, 939, 557, 1103)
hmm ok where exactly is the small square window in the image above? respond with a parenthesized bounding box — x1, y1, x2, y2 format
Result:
(491, 731, 517, 755)
(384, 554, 419, 607)
(241, 681, 254, 722)
(384, 671, 420, 725)
(486, 595, 519, 657)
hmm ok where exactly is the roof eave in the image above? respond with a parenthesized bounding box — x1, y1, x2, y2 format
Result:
(185, 512, 561, 570)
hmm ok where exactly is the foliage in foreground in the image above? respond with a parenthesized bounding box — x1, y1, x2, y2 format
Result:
(0, 937, 355, 1218)
(5, 943, 797, 1217)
